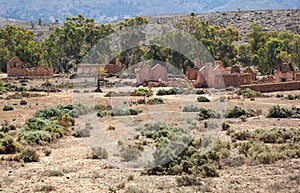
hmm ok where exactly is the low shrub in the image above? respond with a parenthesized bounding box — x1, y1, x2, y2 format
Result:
(231, 128, 300, 144)
(107, 125, 116, 130)
(121, 145, 141, 161)
(20, 100, 27, 105)
(156, 88, 185, 96)
(182, 105, 199, 112)
(97, 111, 107, 118)
(147, 98, 164, 105)
(268, 105, 292, 118)
(236, 88, 261, 98)
(13, 146, 40, 162)
(225, 106, 256, 118)
(0, 132, 19, 154)
(137, 99, 146, 104)
(3, 105, 14, 111)
(197, 96, 210, 102)
(276, 93, 284, 98)
(134, 88, 150, 96)
(0, 126, 10, 133)
(198, 108, 220, 120)
(43, 148, 52, 156)
(286, 94, 300, 100)
(72, 127, 90, 138)
(222, 122, 230, 131)
(91, 147, 108, 159)
(18, 130, 52, 145)
(110, 108, 141, 116)
(176, 175, 201, 186)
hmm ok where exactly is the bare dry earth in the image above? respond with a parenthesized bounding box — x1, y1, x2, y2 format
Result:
(0, 77, 300, 193)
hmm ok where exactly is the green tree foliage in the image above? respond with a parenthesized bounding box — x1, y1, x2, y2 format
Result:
(43, 14, 115, 72)
(117, 16, 149, 69)
(176, 16, 240, 67)
(0, 25, 42, 72)
(245, 23, 299, 74)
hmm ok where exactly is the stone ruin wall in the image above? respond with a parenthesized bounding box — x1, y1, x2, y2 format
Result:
(7, 57, 53, 77)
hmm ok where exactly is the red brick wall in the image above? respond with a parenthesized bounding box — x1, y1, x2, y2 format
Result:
(240, 81, 300, 92)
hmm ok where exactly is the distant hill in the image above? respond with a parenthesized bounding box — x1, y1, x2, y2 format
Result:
(0, 0, 299, 23)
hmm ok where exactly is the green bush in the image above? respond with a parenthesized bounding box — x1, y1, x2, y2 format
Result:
(198, 108, 220, 120)
(143, 122, 230, 178)
(13, 146, 40, 162)
(197, 96, 210, 102)
(91, 147, 108, 159)
(268, 105, 292, 118)
(107, 125, 116, 130)
(3, 82, 18, 91)
(110, 108, 141, 116)
(276, 93, 284, 98)
(231, 128, 300, 144)
(18, 130, 52, 144)
(0, 132, 19, 154)
(137, 99, 146, 104)
(225, 106, 256, 118)
(20, 100, 27, 105)
(0, 126, 10, 133)
(134, 88, 149, 96)
(156, 88, 186, 96)
(147, 98, 164, 105)
(97, 111, 107, 118)
(3, 105, 14, 111)
(222, 122, 230, 131)
(235, 88, 261, 98)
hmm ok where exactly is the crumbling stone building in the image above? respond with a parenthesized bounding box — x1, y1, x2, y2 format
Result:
(77, 56, 122, 75)
(135, 62, 168, 84)
(186, 60, 254, 88)
(7, 57, 54, 77)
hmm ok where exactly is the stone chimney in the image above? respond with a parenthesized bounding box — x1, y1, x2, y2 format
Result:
(116, 57, 120, 66)
(193, 59, 200, 69)
(105, 55, 109, 65)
